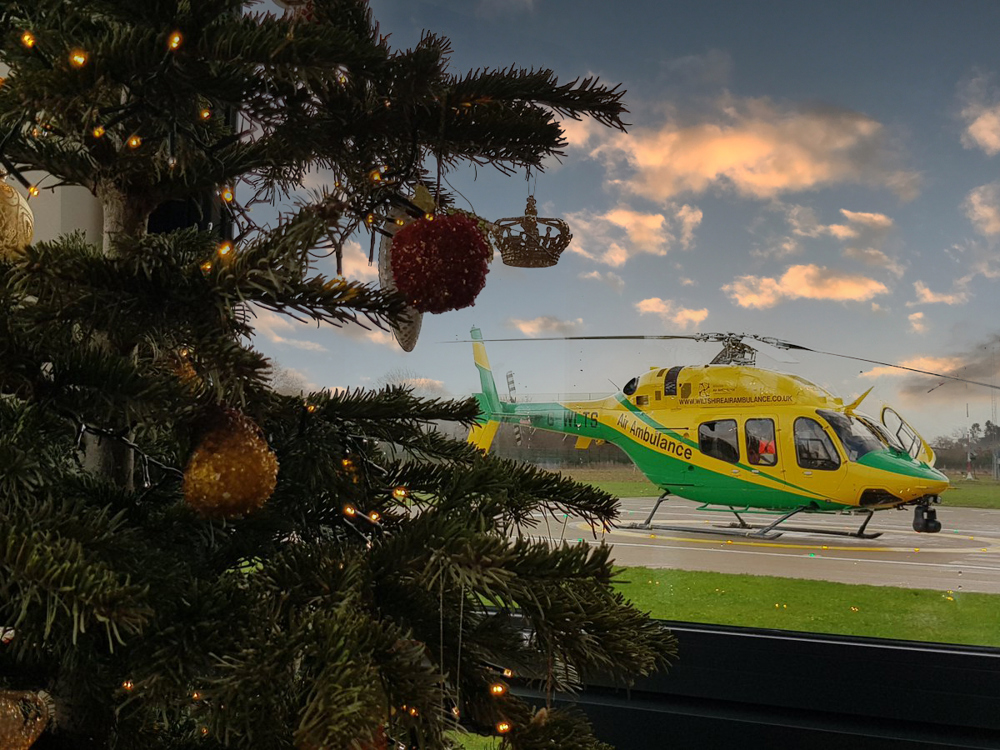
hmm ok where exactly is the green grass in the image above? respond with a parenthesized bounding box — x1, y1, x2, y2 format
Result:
(939, 474, 1000, 509)
(446, 732, 500, 749)
(613, 566, 1000, 646)
(561, 466, 1000, 509)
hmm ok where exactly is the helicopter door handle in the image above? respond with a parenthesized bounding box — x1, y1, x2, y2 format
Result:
(731, 469, 740, 475)
(803, 471, 813, 476)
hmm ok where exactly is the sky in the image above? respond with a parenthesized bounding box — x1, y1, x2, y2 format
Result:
(254, 0, 1000, 442)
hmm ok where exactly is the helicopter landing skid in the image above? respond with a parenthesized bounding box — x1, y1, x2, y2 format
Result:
(619, 493, 786, 539)
(619, 495, 881, 540)
(719, 508, 882, 540)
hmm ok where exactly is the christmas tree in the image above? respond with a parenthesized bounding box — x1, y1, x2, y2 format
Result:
(0, 1, 675, 748)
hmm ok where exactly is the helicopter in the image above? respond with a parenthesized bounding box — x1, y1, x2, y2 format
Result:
(461, 327, 999, 540)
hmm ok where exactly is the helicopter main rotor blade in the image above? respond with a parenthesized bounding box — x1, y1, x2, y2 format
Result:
(446, 334, 715, 343)
(779, 344, 1000, 391)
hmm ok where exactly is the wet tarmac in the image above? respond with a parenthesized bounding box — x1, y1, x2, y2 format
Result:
(530, 498, 1000, 595)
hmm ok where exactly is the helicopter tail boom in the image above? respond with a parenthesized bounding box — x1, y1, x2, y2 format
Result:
(468, 327, 504, 451)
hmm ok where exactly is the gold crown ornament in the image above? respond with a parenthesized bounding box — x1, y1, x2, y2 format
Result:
(491, 196, 571, 268)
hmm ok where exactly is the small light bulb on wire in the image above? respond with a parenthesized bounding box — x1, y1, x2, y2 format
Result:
(489, 683, 507, 697)
(221, 187, 234, 202)
(127, 134, 142, 149)
(200, 108, 212, 120)
(424, 213, 434, 221)
(200, 260, 213, 272)
(344, 505, 357, 517)
(28, 186, 39, 197)
(392, 486, 409, 501)
(69, 49, 88, 68)
(368, 510, 381, 523)
(217, 241, 233, 257)
(92, 125, 105, 138)
(502, 668, 513, 678)
(496, 721, 511, 734)
(369, 169, 382, 183)
(394, 217, 405, 226)
(168, 31, 183, 50)
(122, 680, 134, 691)
(167, 156, 178, 169)
(21, 31, 36, 48)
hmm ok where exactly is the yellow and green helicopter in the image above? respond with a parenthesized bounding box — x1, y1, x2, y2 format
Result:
(463, 327, 991, 540)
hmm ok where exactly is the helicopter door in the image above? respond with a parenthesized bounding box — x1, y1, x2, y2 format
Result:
(743, 417, 784, 497)
(881, 407, 936, 466)
(782, 415, 846, 504)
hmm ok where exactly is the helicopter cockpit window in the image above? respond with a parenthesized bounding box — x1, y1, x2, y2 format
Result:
(817, 410, 884, 462)
(855, 413, 906, 452)
(623, 376, 639, 396)
(699, 419, 740, 463)
(794, 417, 841, 470)
(745, 418, 777, 466)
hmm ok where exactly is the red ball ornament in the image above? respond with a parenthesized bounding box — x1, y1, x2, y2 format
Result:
(390, 213, 491, 314)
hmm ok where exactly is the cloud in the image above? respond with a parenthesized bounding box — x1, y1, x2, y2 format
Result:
(768, 204, 901, 274)
(339, 240, 378, 281)
(587, 95, 919, 202)
(860, 336, 1000, 404)
(861, 355, 964, 380)
(963, 182, 1000, 235)
(566, 203, 700, 266)
(948, 240, 1000, 283)
(661, 49, 733, 88)
(907, 280, 969, 306)
(250, 307, 328, 352)
(676, 204, 703, 248)
(908, 312, 926, 333)
(506, 316, 585, 337)
(679, 277, 697, 286)
(843, 247, 904, 277)
(561, 116, 607, 150)
(959, 71, 1000, 155)
(579, 270, 625, 292)
(752, 236, 801, 259)
(839, 209, 894, 228)
(635, 297, 709, 330)
(722, 264, 889, 309)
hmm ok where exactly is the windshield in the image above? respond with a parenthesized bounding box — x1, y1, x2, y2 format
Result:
(855, 412, 907, 453)
(817, 409, 885, 462)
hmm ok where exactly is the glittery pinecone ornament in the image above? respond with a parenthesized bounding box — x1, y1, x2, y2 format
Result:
(183, 409, 278, 518)
(390, 212, 491, 314)
(0, 691, 49, 750)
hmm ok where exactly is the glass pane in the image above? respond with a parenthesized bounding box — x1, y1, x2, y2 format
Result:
(699, 419, 739, 463)
(794, 417, 841, 470)
(745, 418, 777, 466)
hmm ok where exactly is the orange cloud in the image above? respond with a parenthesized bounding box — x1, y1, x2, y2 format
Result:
(635, 297, 709, 330)
(861, 355, 963, 379)
(839, 209, 893, 228)
(963, 182, 1000, 235)
(908, 312, 926, 333)
(507, 316, 585, 337)
(566, 202, 700, 266)
(908, 281, 969, 306)
(959, 71, 1000, 155)
(722, 264, 889, 308)
(589, 96, 919, 202)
